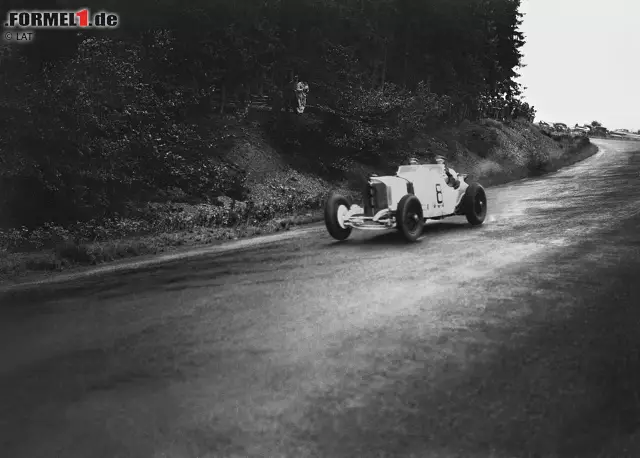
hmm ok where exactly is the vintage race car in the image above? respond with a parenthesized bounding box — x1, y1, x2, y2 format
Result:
(324, 162, 487, 242)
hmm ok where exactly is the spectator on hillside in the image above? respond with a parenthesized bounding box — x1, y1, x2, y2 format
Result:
(290, 74, 310, 114)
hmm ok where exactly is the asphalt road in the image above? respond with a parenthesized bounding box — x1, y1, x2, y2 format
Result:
(1, 139, 640, 458)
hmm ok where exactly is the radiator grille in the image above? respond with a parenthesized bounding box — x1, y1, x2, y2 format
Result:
(363, 184, 373, 216)
(370, 182, 388, 212)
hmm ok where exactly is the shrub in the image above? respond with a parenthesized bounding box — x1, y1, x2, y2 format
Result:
(0, 33, 246, 229)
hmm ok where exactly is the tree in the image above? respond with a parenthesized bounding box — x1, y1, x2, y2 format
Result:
(591, 120, 602, 127)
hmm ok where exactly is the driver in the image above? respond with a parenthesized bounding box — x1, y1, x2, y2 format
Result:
(434, 155, 460, 189)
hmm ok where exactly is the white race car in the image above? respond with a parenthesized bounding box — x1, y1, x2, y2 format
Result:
(324, 162, 487, 242)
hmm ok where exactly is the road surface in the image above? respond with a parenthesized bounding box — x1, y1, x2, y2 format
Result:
(1, 139, 640, 458)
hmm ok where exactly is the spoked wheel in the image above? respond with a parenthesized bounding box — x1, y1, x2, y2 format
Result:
(396, 194, 424, 242)
(463, 182, 487, 226)
(324, 193, 352, 241)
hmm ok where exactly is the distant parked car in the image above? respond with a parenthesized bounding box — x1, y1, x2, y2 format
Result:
(572, 126, 590, 137)
(593, 126, 609, 137)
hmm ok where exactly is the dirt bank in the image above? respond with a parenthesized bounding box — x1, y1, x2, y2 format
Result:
(0, 119, 596, 283)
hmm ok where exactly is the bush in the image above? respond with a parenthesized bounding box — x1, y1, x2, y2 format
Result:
(0, 33, 246, 230)
(570, 137, 591, 153)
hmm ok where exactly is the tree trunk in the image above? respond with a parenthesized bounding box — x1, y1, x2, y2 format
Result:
(403, 27, 410, 88)
(402, 54, 408, 88)
(371, 63, 378, 90)
(220, 85, 226, 114)
(380, 44, 387, 91)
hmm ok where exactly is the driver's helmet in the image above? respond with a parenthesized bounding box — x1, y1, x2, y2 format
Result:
(408, 157, 419, 165)
(434, 155, 446, 165)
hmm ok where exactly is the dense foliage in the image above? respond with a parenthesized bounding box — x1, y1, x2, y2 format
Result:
(0, 0, 535, 231)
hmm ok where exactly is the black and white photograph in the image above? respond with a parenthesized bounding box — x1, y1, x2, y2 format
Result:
(1, 0, 639, 456)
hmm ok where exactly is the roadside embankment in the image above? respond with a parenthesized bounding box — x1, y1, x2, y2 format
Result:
(0, 120, 597, 282)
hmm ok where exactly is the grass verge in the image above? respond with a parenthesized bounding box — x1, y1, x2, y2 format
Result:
(480, 142, 598, 188)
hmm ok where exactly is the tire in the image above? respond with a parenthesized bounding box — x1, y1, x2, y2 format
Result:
(324, 193, 352, 241)
(462, 182, 487, 226)
(396, 194, 424, 242)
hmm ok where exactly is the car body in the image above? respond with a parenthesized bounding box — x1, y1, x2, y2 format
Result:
(324, 163, 487, 242)
(572, 126, 590, 137)
(592, 126, 609, 137)
(610, 131, 628, 138)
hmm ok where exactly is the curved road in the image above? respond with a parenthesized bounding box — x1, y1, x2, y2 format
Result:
(1, 139, 640, 458)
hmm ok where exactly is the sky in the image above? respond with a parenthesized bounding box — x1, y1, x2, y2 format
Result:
(517, 0, 639, 131)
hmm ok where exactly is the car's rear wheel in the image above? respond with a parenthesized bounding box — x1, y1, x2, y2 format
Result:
(396, 194, 424, 242)
(324, 193, 352, 241)
(462, 182, 487, 225)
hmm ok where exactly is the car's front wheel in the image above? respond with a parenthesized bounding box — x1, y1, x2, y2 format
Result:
(462, 182, 487, 225)
(396, 194, 424, 242)
(324, 193, 352, 241)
